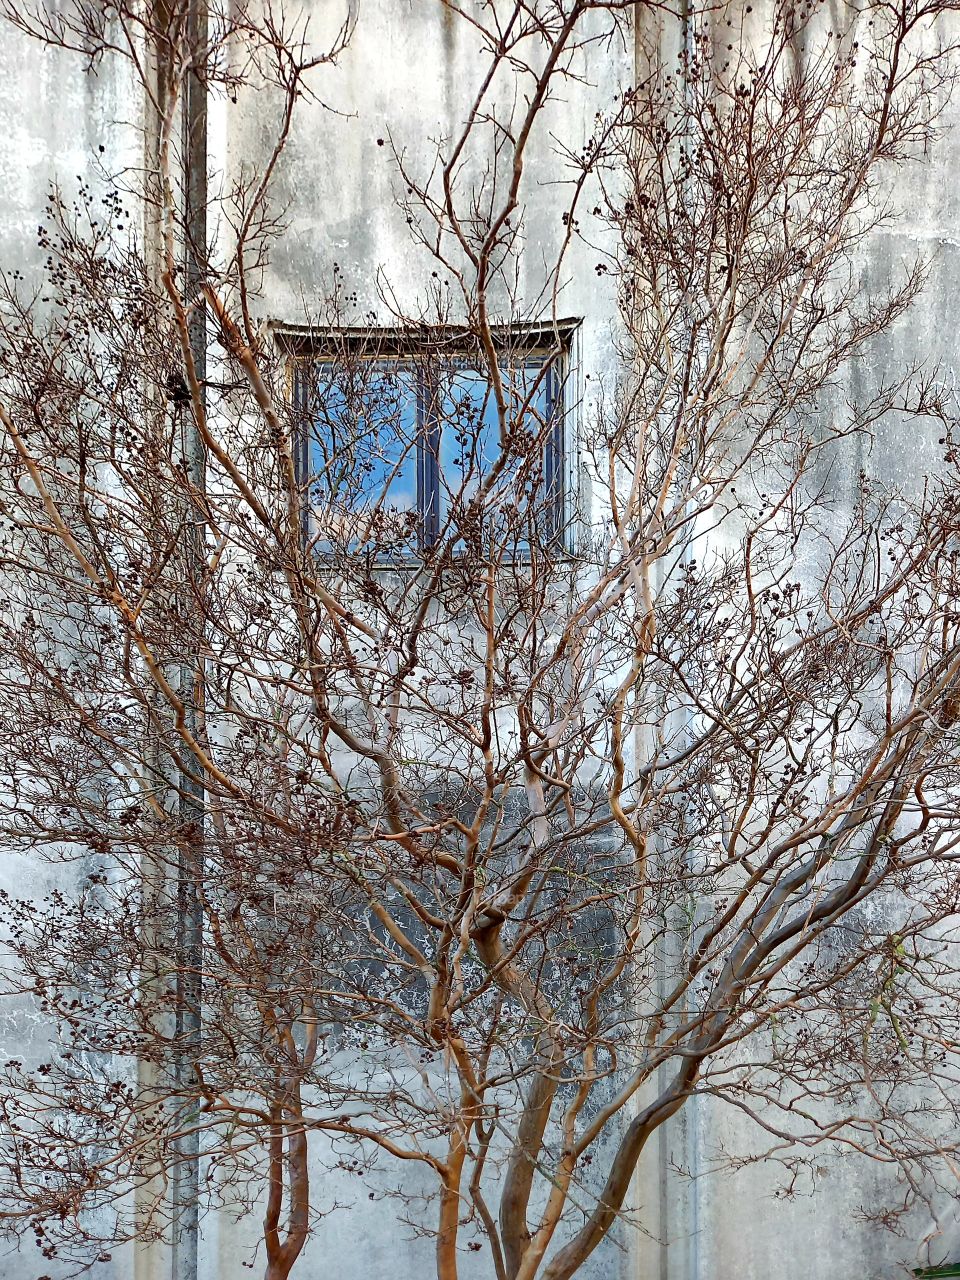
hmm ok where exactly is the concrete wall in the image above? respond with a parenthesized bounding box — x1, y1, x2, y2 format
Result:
(3, 0, 960, 1277)
(629, 3, 960, 1275)
(205, 8, 632, 1277)
(235, 3, 960, 1277)
(0, 21, 141, 1280)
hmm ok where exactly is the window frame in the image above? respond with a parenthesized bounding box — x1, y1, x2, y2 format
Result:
(282, 322, 579, 559)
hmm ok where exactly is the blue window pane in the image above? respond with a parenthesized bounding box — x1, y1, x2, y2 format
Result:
(433, 358, 558, 547)
(308, 362, 419, 552)
(437, 367, 501, 499)
(302, 350, 563, 556)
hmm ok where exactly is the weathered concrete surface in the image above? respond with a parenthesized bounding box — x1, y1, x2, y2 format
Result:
(252, 7, 960, 1279)
(3, 0, 960, 1276)
(0, 21, 141, 1280)
(212, 11, 632, 1275)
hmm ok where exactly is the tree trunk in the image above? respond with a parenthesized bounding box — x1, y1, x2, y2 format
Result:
(262, 1095, 310, 1280)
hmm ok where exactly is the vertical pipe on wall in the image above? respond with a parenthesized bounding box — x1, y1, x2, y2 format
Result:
(170, 0, 207, 1275)
(138, 2, 206, 1278)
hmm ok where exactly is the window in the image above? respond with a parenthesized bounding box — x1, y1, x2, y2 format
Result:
(290, 328, 573, 558)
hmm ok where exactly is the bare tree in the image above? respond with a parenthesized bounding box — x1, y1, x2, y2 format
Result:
(1, 1, 960, 1279)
